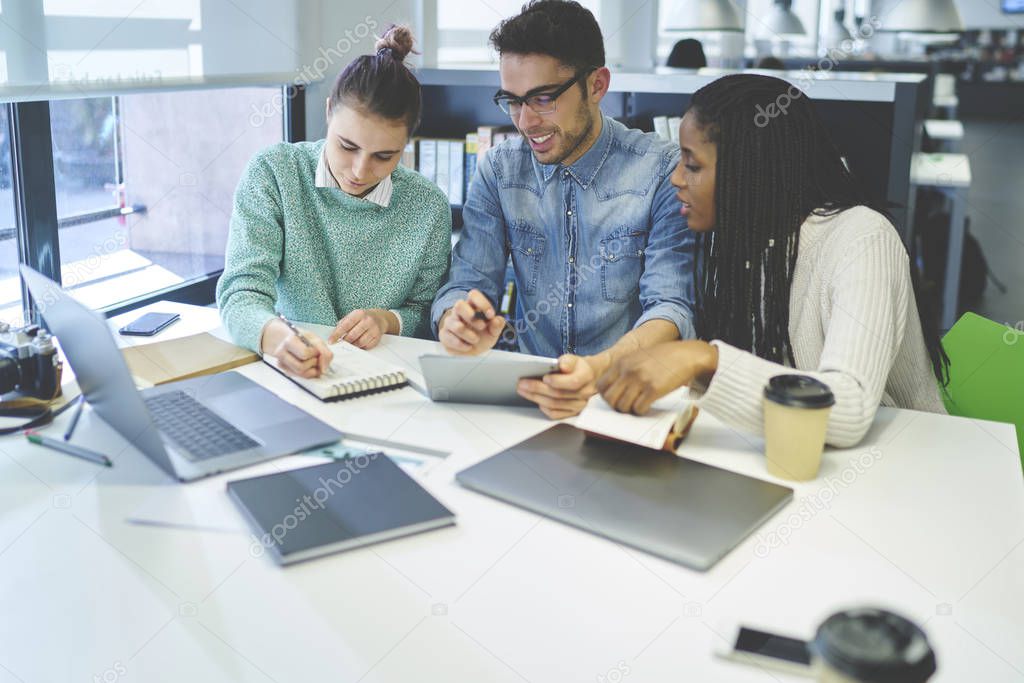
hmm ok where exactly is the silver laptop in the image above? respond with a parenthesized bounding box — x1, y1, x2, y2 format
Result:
(456, 424, 794, 571)
(21, 265, 342, 482)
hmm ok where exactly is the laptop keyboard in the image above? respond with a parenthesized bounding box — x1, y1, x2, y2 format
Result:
(144, 390, 259, 461)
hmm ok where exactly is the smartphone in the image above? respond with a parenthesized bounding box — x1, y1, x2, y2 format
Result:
(118, 312, 180, 337)
(714, 624, 815, 677)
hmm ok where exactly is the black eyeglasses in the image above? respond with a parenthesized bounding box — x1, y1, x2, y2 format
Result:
(493, 70, 593, 117)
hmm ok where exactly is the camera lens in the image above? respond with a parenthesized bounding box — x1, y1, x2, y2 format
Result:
(31, 343, 60, 400)
(0, 352, 20, 395)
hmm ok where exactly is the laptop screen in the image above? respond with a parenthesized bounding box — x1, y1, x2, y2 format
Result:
(20, 265, 176, 476)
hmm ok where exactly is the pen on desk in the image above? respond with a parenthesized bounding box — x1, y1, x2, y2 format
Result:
(277, 313, 313, 348)
(25, 431, 112, 467)
(63, 394, 86, 441)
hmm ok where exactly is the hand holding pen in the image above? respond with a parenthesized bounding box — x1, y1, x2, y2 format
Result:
(260, 314, 334, 378)
(438, 289, 506, 356)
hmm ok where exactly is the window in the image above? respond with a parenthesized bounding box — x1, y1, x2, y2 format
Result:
(46, 87, 283, 311)
(0, 107, 20, 325)
(0, 1, 303, 319)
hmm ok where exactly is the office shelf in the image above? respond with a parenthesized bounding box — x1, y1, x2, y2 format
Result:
(418, 67, 928, 242)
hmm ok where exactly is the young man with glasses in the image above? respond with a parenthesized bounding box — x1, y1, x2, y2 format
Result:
(431, 0, 695, 419)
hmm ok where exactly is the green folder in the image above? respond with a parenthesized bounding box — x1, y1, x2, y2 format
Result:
(941, 312, 1024, 473)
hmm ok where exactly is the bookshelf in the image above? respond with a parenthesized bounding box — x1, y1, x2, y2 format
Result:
(411, 67, 928, 242)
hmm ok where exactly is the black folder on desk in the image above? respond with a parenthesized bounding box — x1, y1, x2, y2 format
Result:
(228, 456, 454, 565)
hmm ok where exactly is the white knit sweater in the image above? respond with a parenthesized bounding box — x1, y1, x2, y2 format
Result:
(689, 206, 947, 448)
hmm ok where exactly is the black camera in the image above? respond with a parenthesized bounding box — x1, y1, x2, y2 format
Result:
(0, 323, 62, 400)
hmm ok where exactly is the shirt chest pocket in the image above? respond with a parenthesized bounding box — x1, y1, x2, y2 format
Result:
(599, 227, 648, 303)
(507, 221, 546, 295)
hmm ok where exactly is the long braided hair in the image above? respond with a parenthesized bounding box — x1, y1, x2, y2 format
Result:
(688, 74, 949, 384)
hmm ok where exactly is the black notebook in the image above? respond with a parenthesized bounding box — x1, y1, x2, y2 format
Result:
(228, 456, 455, 565)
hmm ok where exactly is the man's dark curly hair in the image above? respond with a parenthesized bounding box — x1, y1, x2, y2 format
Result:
(489, 0, 605, 74)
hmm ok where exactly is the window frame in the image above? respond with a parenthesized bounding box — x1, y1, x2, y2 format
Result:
(6, 83, 305, 320)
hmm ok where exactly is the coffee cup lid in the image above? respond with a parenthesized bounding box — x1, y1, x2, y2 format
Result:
(813, 608, 937, 683)
(763, 374, 836, 409)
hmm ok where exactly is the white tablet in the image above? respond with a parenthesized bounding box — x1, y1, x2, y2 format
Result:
(419, 354, 559, 407)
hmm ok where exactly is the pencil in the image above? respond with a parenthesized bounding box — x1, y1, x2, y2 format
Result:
(277, 313, 313, 348)
(25, 432, 112, 467)
(63, 394, 85, 441)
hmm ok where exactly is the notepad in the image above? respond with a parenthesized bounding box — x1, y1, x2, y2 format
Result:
(227, 456, 456, 565)
(121, 332, 258, 387)
(264, 339, 408, 401)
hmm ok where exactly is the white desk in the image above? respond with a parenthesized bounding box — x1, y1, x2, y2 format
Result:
(1, 304, 1022, 682)
(923, 120, 965, 153)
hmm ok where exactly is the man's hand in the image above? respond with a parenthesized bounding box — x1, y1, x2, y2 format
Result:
(438, 289, 505, 355)
(517, 354, 599, 420)
(329, 309, 396, 349)
(596, 340, 718, 415)
(260, 318, 334, 378)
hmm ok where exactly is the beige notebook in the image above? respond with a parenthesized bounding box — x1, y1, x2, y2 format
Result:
(121, 333, 258, 387)
(264, 340, 407, 401)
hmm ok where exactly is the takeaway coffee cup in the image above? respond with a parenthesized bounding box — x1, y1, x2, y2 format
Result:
(813, 608, 937, 683)
(763, 374, 835, 481)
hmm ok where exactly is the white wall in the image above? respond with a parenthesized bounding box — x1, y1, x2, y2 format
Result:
(199, 0, 302, 78)
(302, 0, 424, 140)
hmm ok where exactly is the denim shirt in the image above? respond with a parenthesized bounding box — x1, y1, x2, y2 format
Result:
(431, 115, 696, 357)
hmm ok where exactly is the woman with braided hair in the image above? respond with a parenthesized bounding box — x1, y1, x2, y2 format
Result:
(597, 74, 948, 447)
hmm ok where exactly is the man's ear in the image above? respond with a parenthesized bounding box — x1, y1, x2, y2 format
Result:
(589, 67, 611, 104)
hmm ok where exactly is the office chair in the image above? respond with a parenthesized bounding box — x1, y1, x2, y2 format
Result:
(941, 312, 1024, 473)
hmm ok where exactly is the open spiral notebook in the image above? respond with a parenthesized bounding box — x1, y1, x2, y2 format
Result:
(264, 339, 407, 401)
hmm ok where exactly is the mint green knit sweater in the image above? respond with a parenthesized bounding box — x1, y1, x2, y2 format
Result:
(217, 140, 452, 351)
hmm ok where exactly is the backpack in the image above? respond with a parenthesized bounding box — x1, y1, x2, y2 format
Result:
(914, 189, 1005, 314)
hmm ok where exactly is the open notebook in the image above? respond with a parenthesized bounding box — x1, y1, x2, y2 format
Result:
(573, 389, 699, 452)
(264, 339, 407, 401)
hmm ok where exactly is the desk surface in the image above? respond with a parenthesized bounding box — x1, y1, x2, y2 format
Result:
(1, 302, 1021, 683)
(911, 152, 973, 188)
(924, 119, 966, 140)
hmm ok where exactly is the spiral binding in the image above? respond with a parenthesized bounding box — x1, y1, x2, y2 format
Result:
(332, 371, 406, 398)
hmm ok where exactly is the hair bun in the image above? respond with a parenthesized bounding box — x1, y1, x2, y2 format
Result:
(375, 24, 416, 62)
